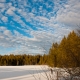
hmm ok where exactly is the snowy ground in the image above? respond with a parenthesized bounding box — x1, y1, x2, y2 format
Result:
(0, 65, 51, 80)
(0, 66, 79, 80)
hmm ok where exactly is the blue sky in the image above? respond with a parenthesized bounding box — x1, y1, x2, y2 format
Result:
(0, 0, 80, 55)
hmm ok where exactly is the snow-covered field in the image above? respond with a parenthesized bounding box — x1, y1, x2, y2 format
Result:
(0, 65, 79, 80)
(0, 65, 50, 80)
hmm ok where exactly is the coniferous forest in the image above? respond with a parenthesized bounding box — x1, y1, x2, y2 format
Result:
(0, 54, 48, 66)
(0, 30, 80, 68)
(49, 31, 80, 68)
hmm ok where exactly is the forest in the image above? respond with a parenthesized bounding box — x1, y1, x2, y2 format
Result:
(0, 54, 48, 66)
(0, 30, 80, 68)
(49, 31, 80, 68)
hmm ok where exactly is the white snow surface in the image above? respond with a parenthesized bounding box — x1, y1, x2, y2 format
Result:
(0, 65, 51, 80)
(0, 65, 79, 80)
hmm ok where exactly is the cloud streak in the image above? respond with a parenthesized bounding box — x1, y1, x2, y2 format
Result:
(0, 0, 80, 54)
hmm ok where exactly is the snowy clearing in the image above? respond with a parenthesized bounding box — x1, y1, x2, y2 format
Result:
(0, 65, 80, 80)
(0, 65, 50, 80)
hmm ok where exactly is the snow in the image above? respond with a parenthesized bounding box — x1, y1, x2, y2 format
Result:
(0, 66, 79, 80)
(0, 65, 50, 80)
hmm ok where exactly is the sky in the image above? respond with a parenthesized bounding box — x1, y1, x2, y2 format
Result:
(0, 0, 80, 55)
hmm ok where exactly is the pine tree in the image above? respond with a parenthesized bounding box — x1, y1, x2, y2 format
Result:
(49, 43, 59, 67)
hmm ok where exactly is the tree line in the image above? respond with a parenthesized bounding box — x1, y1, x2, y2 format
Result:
(0, 54, 48, 66)
(0, 30, 80, 68)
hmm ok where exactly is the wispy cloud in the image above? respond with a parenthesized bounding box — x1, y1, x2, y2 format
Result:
(0, 0, 80, 54)
(0, 0, 6, 3)
(1, 16, 8, 22)
(56, 0, 80, 29)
